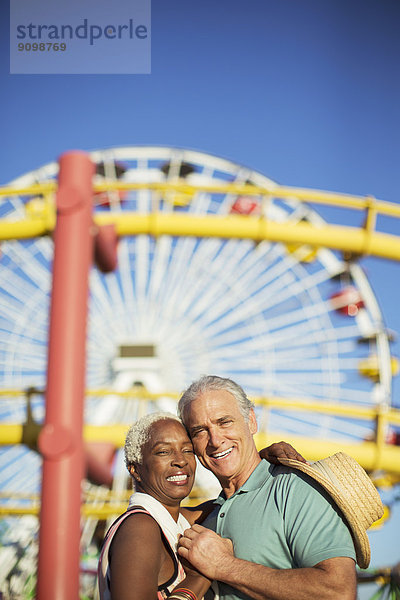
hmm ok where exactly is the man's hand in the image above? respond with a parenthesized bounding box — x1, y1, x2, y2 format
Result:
(259, 441, 307, 464)
(177, 525, 234, 581)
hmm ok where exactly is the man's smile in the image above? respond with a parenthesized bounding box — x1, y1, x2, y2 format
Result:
(210, 446, 234, 460)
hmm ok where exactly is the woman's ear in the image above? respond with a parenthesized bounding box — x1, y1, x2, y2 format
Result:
(129, 464, 141, 482)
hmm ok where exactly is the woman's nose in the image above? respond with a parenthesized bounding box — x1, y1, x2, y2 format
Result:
(172, 452, 187, 466)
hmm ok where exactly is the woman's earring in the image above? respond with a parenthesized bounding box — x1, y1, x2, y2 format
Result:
(130, 465, 140, 481)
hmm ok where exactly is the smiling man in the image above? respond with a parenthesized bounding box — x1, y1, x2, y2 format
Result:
(177, 375, 363, 600)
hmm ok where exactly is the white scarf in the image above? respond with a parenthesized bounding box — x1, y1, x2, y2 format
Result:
(128, 492, 191, 552)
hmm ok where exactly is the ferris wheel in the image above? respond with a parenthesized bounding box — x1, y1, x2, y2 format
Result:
(0, 146, 396, 594)
(0, 146, 393, 433)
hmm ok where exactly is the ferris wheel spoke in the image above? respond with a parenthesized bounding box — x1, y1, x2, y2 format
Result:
(185, 250, 328, 335)
(6, 242, 51, 289)
(266, 322, 361, 350)
(113, 239, 139, 331)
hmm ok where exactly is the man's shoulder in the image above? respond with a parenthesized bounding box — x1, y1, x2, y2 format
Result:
(266, 463, 335, 505)
(268, 464, 353, 532)
(269, 463, 322, 488)
(265, 463, 306, 488)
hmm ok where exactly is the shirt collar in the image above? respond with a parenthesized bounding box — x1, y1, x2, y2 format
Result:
(213, 460, 273, 504)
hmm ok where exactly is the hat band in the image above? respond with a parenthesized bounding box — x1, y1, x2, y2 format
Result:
(309, 459, 342, 490)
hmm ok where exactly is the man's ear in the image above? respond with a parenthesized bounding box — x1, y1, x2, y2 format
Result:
(249, 408, 258, 435)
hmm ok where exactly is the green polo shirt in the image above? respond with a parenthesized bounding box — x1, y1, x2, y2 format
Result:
(203, 460, 356, 600)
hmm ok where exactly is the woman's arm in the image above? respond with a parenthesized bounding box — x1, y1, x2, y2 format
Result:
(108, 513, 164, 600)
(170, 561, 212, 600)
(109, 511, 212, 600)
(259, 441, 307, 464)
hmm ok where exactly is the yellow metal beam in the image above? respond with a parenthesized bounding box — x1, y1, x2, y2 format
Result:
(0, 503, 129, 518)
(0, 181, 56, 197)
(1, 392, 400, 438)
(1, 176, 400, 260)
(254, 432, 400, 474)
(0, 218, 50, 240)
(97, 212, 400, 261)
(0, 424, 23, 444)
(253, 396, 400, 424)
(0, 493, 209, 518)
(0, 423, 129, 446)
(1, 180, 400, 219)
(2, 210, 400, 261)
(2, 424, 400, 474)
(2, 387, 400, 424)
(0, 196, 55, 239)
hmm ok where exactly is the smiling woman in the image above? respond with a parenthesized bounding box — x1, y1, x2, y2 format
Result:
(98, 412, 213, 600)
(126, 415, 196, 510)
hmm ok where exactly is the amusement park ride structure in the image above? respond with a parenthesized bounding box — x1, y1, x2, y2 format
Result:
(0, 146, 399, 599)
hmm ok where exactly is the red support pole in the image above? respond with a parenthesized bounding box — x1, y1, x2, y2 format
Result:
(37, 151, 94, 600)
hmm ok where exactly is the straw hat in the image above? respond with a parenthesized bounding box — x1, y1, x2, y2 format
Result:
(278, 452, 384, 569)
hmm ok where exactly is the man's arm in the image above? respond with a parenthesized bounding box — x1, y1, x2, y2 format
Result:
(178, 525, 357, 600)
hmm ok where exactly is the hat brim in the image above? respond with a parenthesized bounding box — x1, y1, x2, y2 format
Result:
(278, 456, 372, 569)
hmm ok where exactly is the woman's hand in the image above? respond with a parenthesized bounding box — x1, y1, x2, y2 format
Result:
(180, 555, 208, 579)
(259, 441, 307, 464)
(171, 554, 212, 599)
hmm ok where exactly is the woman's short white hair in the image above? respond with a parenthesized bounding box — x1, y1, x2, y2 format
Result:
(124, 412, 181, 468)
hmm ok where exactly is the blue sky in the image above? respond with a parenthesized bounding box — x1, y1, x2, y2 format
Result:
(1, 0, 399, 595)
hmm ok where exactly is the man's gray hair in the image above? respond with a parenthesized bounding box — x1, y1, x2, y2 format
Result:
(124, 412, 181, 468)
(178, 375, 254, 426)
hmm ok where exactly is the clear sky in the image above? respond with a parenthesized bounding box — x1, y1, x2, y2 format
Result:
(1, 0, 399, 597)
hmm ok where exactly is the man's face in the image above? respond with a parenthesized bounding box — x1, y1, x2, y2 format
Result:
(183, 389, 259, 489)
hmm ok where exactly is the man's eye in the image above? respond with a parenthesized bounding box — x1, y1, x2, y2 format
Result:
(191, 429, 205, 437)
(221, 420, 233, 426)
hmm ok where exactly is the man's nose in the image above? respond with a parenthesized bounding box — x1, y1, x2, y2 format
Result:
(207, 427, 223, 449)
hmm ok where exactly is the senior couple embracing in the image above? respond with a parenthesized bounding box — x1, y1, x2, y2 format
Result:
(98, 375, 383, 600)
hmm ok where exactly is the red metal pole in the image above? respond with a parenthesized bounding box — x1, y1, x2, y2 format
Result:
(37, 151, 94, 600)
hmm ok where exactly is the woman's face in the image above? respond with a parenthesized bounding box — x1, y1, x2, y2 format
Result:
(132, 419, 196, 508)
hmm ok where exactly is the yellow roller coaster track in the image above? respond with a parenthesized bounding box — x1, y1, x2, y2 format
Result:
(0, 180, 400, 260)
